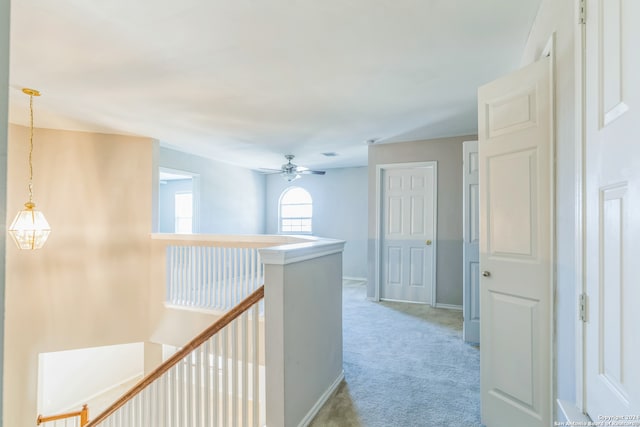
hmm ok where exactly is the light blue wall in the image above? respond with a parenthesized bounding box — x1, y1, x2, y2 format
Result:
(265, 167, 368, 279)
(157, 147, 266, 234)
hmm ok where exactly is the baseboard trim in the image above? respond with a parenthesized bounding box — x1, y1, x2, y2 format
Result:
(435, 303, 463, 311)
(298, 370, 345, 427)
(557, 399, 591, 423)
(343, 276, 367, 283)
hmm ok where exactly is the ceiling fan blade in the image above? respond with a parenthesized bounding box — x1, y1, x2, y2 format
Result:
(257, 168, 284, 174)
(298, 170, 326, 175)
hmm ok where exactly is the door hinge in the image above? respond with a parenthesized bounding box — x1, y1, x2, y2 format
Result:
(579, 293, 587, 322)
(579, 0, 586, 24)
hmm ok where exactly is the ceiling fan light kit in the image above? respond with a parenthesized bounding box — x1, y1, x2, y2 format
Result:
(258, 154, 326, 182)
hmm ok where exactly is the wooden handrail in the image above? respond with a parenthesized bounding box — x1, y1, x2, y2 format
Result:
(37, 404, 89, 426)
(86, 285, 265, 427)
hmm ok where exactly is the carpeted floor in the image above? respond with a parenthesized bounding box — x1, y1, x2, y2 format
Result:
(310, 281, 482, 427)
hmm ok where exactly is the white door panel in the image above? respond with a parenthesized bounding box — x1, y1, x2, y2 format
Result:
(584, 0, 640, 418)
(463, 141, 480, 343)
(479, 56, 552, 427)
(380, 164, 436, 304)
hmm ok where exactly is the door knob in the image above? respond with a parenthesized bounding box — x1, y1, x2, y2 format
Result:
(426, 240, 432, 245)
(482, 271, 491, 277)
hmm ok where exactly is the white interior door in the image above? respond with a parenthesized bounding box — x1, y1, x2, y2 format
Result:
(478, 56, 553, 427)
(584, 0, 640, 418)
(380, 163, 436, 304)
(463, 141, 480, 344)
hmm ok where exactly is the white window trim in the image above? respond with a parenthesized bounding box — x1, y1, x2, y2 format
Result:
(278, 186, 313, 235)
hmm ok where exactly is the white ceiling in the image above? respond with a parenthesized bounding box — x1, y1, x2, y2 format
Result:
(8, 0, 541, 170)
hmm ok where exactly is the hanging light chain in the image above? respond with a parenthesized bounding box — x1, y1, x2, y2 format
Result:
(28, 92, 34, 204)
(21, 87, 40, 206)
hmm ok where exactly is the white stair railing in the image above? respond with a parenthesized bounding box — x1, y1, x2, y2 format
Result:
(166, 245, 263, 311)
(86, 287, 265, 427)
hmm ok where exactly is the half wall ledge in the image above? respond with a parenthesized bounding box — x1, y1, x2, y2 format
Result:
(258, 236, 346, 265)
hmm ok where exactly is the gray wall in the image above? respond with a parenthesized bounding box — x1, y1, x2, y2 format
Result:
(158, 147, 266, 234)
(368, 135, 476, 306)
(266, 167, 368, 279)
(520, 0, 578, 412)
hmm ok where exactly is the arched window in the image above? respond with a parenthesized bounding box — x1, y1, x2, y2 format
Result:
(279, 187, 313, 234)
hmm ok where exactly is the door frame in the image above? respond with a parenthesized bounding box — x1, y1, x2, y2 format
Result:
(462, 140, 479, 344)
(373, 161, 438, 304)
(575, 8, 587, 415)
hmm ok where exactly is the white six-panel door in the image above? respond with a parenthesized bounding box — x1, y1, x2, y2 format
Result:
(380, 164, 436, 304)
(478, 56, 553, 427)
(463, 141, 480, 344)
(584, 0, 640, 418)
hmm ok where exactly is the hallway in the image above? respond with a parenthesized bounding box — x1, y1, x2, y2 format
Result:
(311, 280, 481, 427)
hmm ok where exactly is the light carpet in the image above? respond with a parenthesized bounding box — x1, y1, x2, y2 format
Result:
(310, 281, 482, 427)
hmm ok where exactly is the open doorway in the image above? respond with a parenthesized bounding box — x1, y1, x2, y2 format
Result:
(158, 168, 200, 233)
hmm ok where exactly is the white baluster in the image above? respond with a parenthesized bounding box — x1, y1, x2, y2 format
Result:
(168, 246, 174, 304)
(187, 246, 196, 306)
(174, 364, 180, 427)
(178, 246, 185, 305)
(234, 248, 239, 306)
(170, 366, 177, 427)
(242, 311, 249, 427)
(187, 350, 193, 427)
(223, 248, 228, 310)
(231, 319, 238, 427)
(161, 374, 168, 427)
(203, 340, 212, 426)
(206, 247, 212, 308)
(213, 334, 220, 426)
(222, 328, 229, 427)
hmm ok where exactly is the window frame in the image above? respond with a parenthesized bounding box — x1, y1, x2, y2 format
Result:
(278, 186, 313, 235)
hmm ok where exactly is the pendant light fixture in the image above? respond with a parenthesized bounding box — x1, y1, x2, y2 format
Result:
(8, 88, 51, 250)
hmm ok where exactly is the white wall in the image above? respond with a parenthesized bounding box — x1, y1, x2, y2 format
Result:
(265, 167, 368, 279)
(368, 136, 474, 306)
(4, 126, 154, 427)
(38, 343, 144, 414)
(520, 0, 578, 414)
(0, 1, 9, 424)
(158, 147, 266, 234)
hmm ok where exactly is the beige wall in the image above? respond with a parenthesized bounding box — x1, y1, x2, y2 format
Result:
(4, 125, 153, 426)
(368, 135, 475, 306)
(0, 2, 8, 424)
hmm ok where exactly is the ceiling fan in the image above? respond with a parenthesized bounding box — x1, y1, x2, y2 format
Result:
(258, 154, 326, 182)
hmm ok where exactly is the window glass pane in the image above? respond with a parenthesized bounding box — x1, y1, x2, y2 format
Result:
(175, 192, 193, 234)
(176, 218, 192, 234)
(175, 193, 192, 217)
(281, 187, 312, 204)
(279, 187, 312, 234)
(281, 204, 312, 218)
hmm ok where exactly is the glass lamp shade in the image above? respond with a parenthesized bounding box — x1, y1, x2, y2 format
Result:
(8, 202, 51, 250)
(282, 173, 300, 182)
